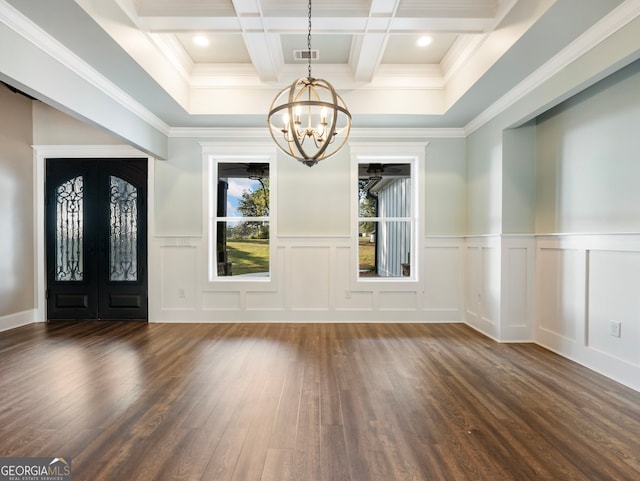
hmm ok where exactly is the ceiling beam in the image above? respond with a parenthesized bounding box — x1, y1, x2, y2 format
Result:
(231, 0, 281, 82)
(351, 0, 399, 82)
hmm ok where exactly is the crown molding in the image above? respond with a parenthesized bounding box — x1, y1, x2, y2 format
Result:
(464, 0, 640, 135)
(349, 128, 465, 139)
(187, 63, 447, 91)
(440, 33, 485, 84)
(169, 127, 270, 139)
(149, 32, 194, 82)
(0, 0, 170, 135)
(31, 144, 149, 158)
(169, 126, 465, 139)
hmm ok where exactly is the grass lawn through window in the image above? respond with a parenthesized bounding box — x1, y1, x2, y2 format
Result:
(359, 237, 376, 275)
(227, 239, 269, 275)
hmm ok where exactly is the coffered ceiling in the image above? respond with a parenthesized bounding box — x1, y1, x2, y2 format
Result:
(134, 0, 512, 81)
(1, 0, 633, 131)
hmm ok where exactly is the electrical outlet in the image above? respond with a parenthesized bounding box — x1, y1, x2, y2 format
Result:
(609, 320, 621, 338)
(178, 288, 186, 299)
(344, 289, 351, 299)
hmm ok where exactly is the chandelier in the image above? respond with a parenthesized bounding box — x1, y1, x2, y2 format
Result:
(267, 0, 352, 167)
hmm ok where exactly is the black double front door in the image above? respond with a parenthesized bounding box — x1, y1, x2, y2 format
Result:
(46, 158, 148, 321)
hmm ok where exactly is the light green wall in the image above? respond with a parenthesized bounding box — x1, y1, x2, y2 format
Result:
(154, 139, 204, 236)
(503, 122, 536, 234)
(277, 147, 351, 237)
(465, 14, 640, 236)
(425, 138, 467, 236)
(154, 137, 467, 238)
(467, 121, 503, 235)
(536, 60, 640, 234)
(0, 86, 34, 315)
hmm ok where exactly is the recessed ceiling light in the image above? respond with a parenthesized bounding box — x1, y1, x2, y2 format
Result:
(193, 35, 210, 47)
(416, 35, 433, 47)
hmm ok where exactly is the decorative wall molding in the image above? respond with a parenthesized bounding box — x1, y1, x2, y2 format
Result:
(535, 232, 640, 392)
(149, 235, 466, 324)
(169, 127, 467, 139)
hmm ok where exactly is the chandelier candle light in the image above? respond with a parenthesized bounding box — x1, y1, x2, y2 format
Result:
(267, 0, 352, 167)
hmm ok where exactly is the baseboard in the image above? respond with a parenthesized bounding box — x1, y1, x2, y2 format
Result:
(536, 332, 640, 393)
(0, 310, 35, 332)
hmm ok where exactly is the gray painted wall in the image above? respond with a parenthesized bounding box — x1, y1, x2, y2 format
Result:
(0, 85, 34, 316)
(536, 60, 640, 234)
(153, 137, 467, 238)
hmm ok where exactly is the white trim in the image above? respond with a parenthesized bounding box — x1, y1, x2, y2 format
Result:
(349, 128, 466, 139)
(148, 32, 194, 82)
(32, 145, 154, 323)
(187, 129, 271, 140)
(0, 0, 170, 135)
(201, 141, 278, 286)
(350, 141, 427, 287)
(441, 33, 486, 84)
(465, 0, 640, 135)
(170, 127, 466, 139)
(0, 310, 35, 332)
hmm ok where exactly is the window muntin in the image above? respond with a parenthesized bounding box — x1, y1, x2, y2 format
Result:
(358, 161, 415, 279)
(212, 161, 270, 279)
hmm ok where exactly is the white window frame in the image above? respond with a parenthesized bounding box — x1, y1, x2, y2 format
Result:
(350, 142, 425, 284)
(202, 143, 277, 283)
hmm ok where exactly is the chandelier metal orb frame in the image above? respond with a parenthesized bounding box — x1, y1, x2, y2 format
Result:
(267, 0, 352, 167)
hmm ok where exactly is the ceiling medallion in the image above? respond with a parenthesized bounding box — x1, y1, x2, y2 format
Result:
(267, 0, 352, 167)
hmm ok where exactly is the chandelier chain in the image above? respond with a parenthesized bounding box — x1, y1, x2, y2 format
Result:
(307, 0, 312, 78)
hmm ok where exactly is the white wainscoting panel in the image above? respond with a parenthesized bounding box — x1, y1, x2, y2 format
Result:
(536, 246, 586, 348)
(378, 291, 417, 311)
(160, 245, 198, 311)
(465, 237, 501, 339)
(246, 291, 285, 311)
(422, 239, 464, 322)
(465, 245, 483, 324)
(202, 291, 242, 310)
(535, 235, 640, 392)
(464, 236, 535, 342)
(150, 235, 467, 322)
(336, 291, 375, 311)
(587, 250, 640, 365)
(288, 246, 331, 310)
(501, 237, 535, 341)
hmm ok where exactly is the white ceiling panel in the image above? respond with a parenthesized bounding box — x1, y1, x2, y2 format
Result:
(260, 0, 371, 16)
(382, 33, 459, 64)
(396, 0, 498, 18)
(135, 0, 236, 16)
(176, 33, 251, 63)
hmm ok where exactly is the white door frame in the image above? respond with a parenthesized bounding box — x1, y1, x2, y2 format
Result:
(33, 145, 154, 322)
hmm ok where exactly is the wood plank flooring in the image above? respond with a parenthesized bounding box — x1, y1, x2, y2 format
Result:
(0, 322, 639, 481)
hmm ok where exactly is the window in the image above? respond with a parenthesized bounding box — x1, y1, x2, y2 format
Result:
(354, 147, 421, 281)
(207, 155, 273, 280)
(359, 162, 412, 277)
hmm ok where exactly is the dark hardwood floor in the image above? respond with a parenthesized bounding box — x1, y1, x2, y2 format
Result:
(0, 322, 638, 481)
